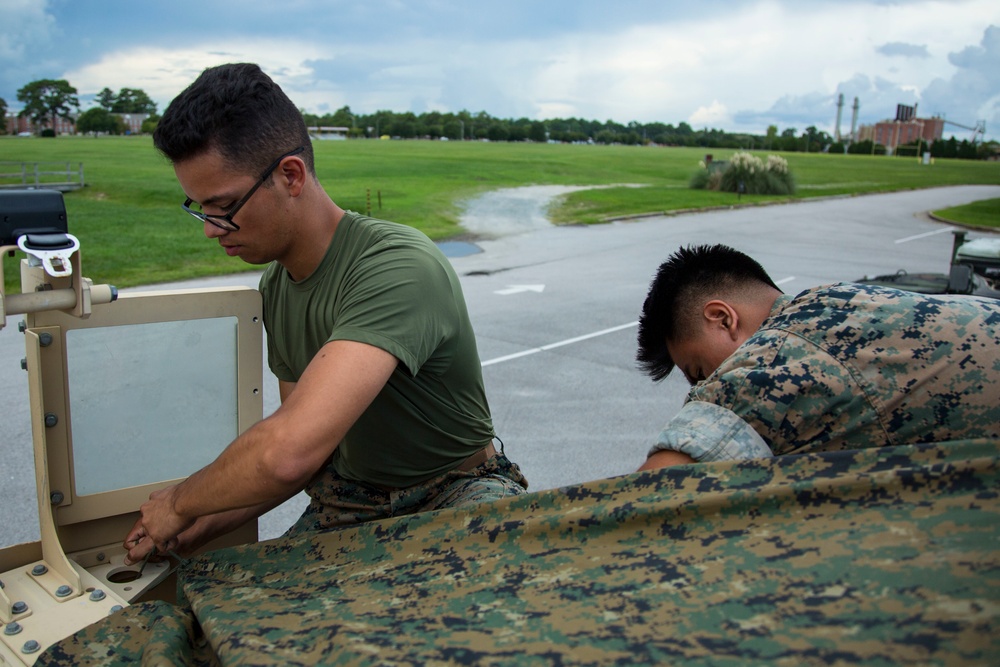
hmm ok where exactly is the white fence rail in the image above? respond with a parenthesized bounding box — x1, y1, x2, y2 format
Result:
(0, 162, 85, 191)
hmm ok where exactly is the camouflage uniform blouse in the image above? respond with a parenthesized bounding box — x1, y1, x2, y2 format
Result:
(651, 283, 1000, 461)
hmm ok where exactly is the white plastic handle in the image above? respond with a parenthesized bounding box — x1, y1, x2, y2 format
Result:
(18, 233, 81, 278)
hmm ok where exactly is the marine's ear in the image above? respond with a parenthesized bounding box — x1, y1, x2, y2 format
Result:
(702, 300, 740, 342)
(277, 153, 308, 197)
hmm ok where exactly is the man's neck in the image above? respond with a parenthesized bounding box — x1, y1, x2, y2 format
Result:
(282, 199, 345, 282)
(743, 288, 784, 333)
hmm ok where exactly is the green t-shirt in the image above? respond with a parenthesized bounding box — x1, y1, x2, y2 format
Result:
(259, 212, 494, 487)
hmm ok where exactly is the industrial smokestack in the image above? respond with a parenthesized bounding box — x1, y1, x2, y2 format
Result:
(835, 93, 844, 142)
(850, 97, 859, 142)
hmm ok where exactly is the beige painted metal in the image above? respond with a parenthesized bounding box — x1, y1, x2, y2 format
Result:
(1, 251, 264, 664)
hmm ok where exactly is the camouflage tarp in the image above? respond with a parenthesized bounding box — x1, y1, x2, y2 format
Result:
(42, 440, 999, 665)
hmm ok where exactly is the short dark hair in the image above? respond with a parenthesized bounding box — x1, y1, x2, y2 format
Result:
(636, 244, 780, 381)
(153, 63, 314, 177)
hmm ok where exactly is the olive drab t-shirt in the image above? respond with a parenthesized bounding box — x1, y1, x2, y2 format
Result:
(259, 212, 495, 488)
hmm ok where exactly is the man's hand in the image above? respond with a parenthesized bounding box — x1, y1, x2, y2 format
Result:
(638, 449, 696, 471)
(122, 484, 193, 563)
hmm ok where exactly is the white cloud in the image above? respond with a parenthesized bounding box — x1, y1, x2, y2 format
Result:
(689, 101, 730, 128)
(3, 1, 998, 140)
(63, 42, 330, 112)
(0, 0, 56, 60)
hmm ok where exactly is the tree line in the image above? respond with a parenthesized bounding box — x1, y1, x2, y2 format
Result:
(2, 79, 995, 160)
(2, 79, 159, 136)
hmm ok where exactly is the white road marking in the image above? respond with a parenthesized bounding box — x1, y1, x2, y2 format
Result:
(894, 227, 954, 244)
(494, 284, 546, 295)
(482, 321, 639, 367)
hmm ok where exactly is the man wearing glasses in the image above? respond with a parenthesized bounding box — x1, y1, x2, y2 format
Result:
(123, 63, 527, 564)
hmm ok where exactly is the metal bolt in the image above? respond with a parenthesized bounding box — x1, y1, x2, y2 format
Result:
(110, 605, 123, 614)
(55, 585, 73, 597)
(22, 640, 40, 654)
(31, 564, 47, 576)
(96, 552, 106, 562)
(11, 601, 28, 614)
(38, 332, 53, 347)
(20, 358, 27, 371)
(89, 589, 106, 602)
(50, 491, 64, 505)
(4, 622, 21, 636)
(17, 320, 26, 333)
(44, 413, 58, 427)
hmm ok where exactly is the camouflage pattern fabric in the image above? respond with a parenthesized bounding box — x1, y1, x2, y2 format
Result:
(41, 439, 999, 665)
(659, 283, 1000, 461)
(652, 400, 774, 461)
(286, 452, 528, 534)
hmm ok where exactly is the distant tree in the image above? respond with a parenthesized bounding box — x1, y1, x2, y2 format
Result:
(17, 79, 80, 135)
(765, 125, 778, 149)
(96, 87, 116, 110)
(956, 139, 978, 160)
(110, 88, 156, 114)
(507, 124, 527, 142)
(141, 113, 160, 134)
(529, 121, 547, 143)
(778, 127, 799, 152)
(76, 107, 124, 134)
(976, 140, 999, 160)
(594, 130, 617, 144)
(486, 122, 509, 142)
(442, 120, 462, 140)
(802, 126, 820, 152)
(0, 97, 7, 133)
(847, 139, 885, 155)
(330, 105, 354, 129)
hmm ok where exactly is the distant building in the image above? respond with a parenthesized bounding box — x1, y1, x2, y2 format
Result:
(5, 111, 150, 135)
(114, 113, 149, 135)
(857, 104, 945, 154)
(5, 112, 77, 135)
(307, 126, 349, 140)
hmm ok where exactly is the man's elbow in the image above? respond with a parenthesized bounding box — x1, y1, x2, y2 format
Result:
(255, 422, 328, 490)
(638, 449, 697, 471)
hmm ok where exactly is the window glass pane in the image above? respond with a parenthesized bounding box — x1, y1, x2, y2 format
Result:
(66, 317, 238, 496)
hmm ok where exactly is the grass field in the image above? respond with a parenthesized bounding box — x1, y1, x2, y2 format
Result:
(2, 136, 999, 290)
(930, 197, 1000, 229)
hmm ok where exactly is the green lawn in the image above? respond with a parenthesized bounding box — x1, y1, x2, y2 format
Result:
(931, 197, 1000, 229)
(2, 136, 999, 290)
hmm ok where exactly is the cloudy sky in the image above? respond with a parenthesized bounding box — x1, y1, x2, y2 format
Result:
(2, 0, 998, 140)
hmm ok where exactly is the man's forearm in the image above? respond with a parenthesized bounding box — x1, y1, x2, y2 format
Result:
(170, 417, 314, 523)
(638, 449, 696, 471)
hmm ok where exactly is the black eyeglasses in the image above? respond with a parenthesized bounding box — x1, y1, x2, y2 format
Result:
(182, 146, 305, 232)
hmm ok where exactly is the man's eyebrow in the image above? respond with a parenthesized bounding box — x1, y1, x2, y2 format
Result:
(195, 191, 239, 208)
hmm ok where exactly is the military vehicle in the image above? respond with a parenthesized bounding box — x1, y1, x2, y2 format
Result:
(857, 229, 1000, 299)
(1, 189, 260, 664)
(1, 191, 996, 664)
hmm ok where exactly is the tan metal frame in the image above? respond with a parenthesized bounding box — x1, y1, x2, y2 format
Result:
(1, 252, 263, 664)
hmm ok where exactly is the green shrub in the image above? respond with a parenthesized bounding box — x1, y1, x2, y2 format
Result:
(690, 152, 795, 195)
